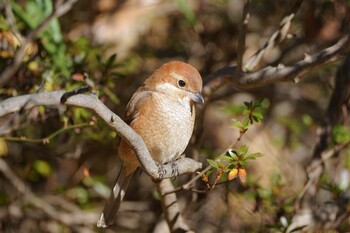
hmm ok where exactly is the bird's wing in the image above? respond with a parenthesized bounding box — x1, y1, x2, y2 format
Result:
(125, 87, 153, 124)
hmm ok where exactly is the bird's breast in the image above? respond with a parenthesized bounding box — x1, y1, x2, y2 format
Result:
(133, 92, 195, 164)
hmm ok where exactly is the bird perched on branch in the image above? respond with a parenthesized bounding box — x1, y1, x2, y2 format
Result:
(97, 61, 204, 227)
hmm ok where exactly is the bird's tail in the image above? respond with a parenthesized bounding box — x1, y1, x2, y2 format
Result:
(97, 166, 133, 228)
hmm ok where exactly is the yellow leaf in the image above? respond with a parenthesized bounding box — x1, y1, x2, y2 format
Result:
(238, 168, 247, 183)
(0, 138, 8, 157)
(228, 168, 238, 181)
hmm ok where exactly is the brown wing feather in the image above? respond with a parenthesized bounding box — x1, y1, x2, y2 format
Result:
(125, 87, 153, 124)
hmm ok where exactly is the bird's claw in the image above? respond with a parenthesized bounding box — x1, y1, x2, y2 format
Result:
(171, 162, 179, 177)
(156, 162, 166, 179)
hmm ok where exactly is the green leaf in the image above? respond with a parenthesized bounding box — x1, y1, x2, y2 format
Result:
(240, 161, 248, 166)
(302, 114, 313, 126)
(332, 125, 350, 144)
(253, 99, 263, 108)
(72, 187, 89, 204)
(106, 53, 117, 69)
(239, 145, 249, 155)
(218, 155, 233, 161)
(252, 111, 263, 120)
(176, 0, 197, 25)
(205, 169, 213, 177)
(231, 119, 244, 129)
(242, 109, 250, 116)
(207, 159, 219, 169)
(33, 160, 52, 177)
(245, 153, 263, 160)
(243, 118, 251, 128)
(244, 101, 252, 109)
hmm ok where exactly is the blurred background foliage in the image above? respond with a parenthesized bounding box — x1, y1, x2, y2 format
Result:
(0, 0, 350, 232)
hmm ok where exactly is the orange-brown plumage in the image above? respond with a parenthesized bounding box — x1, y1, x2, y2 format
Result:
(98, 61, 203, 228)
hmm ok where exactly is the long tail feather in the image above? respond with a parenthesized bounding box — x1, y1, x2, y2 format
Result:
(97, 167, 133, 228)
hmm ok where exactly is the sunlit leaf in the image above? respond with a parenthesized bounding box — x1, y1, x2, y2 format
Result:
(33, 160, 52, 177)
(238, 168, 247, 183)
(245, 153, 263, 160)
(252, 111, 263, 120)
(207, 159, 219, 169)
(228, 168, 238, 180)
(239, 145, 249, 155)
(218, 155, 233, 161)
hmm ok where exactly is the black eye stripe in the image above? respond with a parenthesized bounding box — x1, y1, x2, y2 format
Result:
(178, 80, 186, 87)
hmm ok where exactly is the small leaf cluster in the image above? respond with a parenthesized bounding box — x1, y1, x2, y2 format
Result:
(332, 125, 350, 144)
(202, 99, 266, 189)
(231, 99, 266, 134)
(206, 145, 262, 186)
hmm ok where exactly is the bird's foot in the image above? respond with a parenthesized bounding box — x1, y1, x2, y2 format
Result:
(155, 161, 166, 179)
(171, 162, 179, 177)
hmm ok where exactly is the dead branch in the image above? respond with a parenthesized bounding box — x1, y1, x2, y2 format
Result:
(244, 0, 303, 71)
(204, 35, 350, 89)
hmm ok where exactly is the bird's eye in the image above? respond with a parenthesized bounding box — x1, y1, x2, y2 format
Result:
(178, 80, 186, 87)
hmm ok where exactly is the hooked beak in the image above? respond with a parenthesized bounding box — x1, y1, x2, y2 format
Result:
(188, 92, 204, 104)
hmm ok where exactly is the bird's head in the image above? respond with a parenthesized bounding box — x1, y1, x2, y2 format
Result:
(145, 61, 204, 104)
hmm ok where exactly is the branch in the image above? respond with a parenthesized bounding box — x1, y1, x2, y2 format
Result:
(288, 52, 350, 232)
(204, 35, 350, 89)
(0, 158, 98, 227)
(155, 179, 192, 233)
(1, 122, 93, 143)
(236, 0, 250, 73)
(0, 0, 79, 87)
(243, 0, 303, 71)
(0, 91, 202, 180)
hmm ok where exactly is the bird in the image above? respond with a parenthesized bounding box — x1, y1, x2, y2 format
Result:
(97, 61, 204, 228)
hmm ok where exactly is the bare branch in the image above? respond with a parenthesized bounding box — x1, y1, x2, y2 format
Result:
(288, 52, 350, 232)
(0, 91, 202, 180)
(0, 0, 79, 87)
(205, 35, 350, 89)
(244, 0, 303, 71)
(155, 179, 191, 233)
(0, 158, 98, 227)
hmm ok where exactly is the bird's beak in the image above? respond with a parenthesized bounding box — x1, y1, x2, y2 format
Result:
(188, 92, 204, 104)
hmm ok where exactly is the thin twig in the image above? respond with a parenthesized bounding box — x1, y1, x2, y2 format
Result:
(205, 34, 350, 89)
(0, 158, 98, 226)
(244, 0, 303, 71)
(236, 0, 250, 73)
(294, 142, 350, 209)
(3, 0, 23, 43)
(289, 53, 350, 231)
(2, 122, 93, 143)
